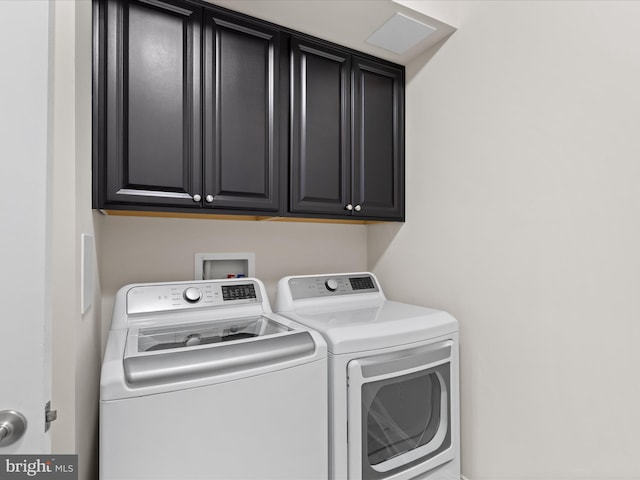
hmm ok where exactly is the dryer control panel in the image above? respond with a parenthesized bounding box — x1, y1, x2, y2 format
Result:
(288, 274, 379, 300)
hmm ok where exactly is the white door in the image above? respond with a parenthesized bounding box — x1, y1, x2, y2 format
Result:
(0, 0, 53, 453)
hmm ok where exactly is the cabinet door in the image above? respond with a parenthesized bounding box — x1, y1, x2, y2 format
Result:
(290, 38, 352, 216)
(202, 11, 280, 212)
(99, 0, 202, 208)
(352, 57, 405, 220)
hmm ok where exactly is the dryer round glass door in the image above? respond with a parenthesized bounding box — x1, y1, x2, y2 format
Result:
(347, 340, 456, 480)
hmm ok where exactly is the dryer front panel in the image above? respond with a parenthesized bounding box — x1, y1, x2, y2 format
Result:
(347, 340, 456, 480)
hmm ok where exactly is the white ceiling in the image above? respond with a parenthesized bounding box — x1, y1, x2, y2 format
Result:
(206, 0, 457, 65)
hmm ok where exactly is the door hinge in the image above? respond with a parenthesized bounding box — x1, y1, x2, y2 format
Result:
(44, 401, 57, 432)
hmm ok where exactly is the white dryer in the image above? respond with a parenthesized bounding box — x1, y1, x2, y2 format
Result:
(275, 273, 460, 480)
(100, 278, 328, 480)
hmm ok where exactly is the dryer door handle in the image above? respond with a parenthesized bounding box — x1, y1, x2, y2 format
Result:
(355, 341, 452, 380)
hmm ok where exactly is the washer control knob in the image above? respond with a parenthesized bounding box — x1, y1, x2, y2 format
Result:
(325, 279, 339, 292)
(183, 287, 202, 303)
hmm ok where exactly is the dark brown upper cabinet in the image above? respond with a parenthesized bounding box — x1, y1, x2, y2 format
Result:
(202, 10, 280, 212)
(290, 38, 352, 217)
(95, 0, 203, 210)
(290, 36, 404, 221)
(94, 0, 403, 221)
(352, 56, 405, 220)
(94, 0, 280, 215)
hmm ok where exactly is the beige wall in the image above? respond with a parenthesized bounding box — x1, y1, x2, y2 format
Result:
(51, 0, 77, 455)
(369, 1, 640, 478)
(74, 1, 103, 478)
(96, 216, 367, 324)
(51, 2, 102, 479)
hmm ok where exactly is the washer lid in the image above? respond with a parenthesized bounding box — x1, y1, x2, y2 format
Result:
(131, 315, 290, 353)
(122, 315, 317, 387)
(282, 300, 457, 354)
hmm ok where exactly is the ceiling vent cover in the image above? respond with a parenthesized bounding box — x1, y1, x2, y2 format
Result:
(366, 12, 437, 55)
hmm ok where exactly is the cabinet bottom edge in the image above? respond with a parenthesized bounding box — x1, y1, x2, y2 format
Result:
(98, 209, 390, 224)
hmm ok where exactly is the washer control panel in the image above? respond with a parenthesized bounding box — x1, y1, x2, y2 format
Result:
(127, 280, 261, 315)
(288, 274, 379, 300)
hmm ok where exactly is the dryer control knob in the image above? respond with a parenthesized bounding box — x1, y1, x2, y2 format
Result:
(325, 279, 338, 292)
(183, 287, 202, 303)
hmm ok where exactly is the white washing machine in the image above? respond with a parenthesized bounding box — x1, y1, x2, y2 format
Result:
(275, 272, 460, 480)
(100, 278, 328, 480)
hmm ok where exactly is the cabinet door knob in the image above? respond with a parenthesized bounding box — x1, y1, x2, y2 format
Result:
(192, 194, 202, 202)
(345, 204, 354, 211)
(354, 204, 362, 212)
(205, 195, 214, 203)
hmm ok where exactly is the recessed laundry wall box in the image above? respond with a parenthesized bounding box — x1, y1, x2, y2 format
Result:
(92, 0, 405, 222)
(194, 252, 256, 280)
